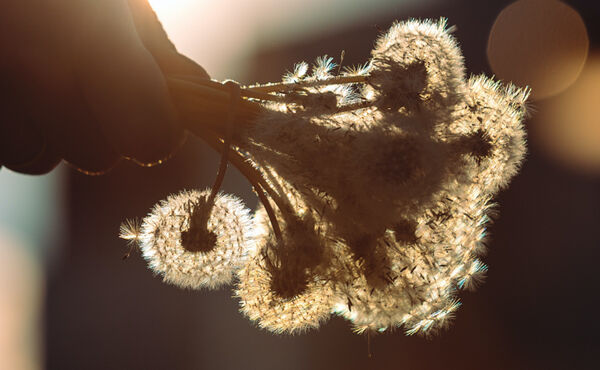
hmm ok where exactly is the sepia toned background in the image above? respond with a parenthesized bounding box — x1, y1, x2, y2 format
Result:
(1, 0, 599, 369)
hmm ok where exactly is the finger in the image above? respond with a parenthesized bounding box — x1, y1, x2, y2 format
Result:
(72, 0, 184, 166)
(0, 114, 62, 175)
(0, 2, 62, 175)
(0, 103, 45, 167)
(56, 73, 122, 175)
(0, 102, 62, 176)
(3, 141, 63, 176)
(0, 64, 63, 175)
(127, 0, 210, 79)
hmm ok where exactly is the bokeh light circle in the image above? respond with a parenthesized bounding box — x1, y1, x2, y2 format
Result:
(487, 0, 589, 100)
(534, 55, 600, 174)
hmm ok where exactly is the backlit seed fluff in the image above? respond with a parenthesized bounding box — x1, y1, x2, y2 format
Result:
(329, 186, 490, 335)
(232, 19, 528, 336)
(123, 189, 253, 289)
(236, 209, 335, 334)
(452, 75, 530, 194)
(370, 18, 467, 111)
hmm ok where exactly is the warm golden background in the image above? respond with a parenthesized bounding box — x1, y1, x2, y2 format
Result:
(1, 0, 598, 369)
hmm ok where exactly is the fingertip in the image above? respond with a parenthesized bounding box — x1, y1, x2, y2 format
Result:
(127, 0, 210, 79)
(3, 141, 63, 175)
(0, 112, 62, 175)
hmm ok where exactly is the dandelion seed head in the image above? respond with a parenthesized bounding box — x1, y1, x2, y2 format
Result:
(136, 189, 253, 290)
(371, 18, 466, 112)
(236, 208, 334, 333)
(448, 75, 529, 194)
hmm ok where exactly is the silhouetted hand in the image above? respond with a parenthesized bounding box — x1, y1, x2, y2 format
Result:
(0, 0, 209, 175)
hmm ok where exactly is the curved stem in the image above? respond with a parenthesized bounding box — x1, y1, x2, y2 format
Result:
(186, 122, 284, 242)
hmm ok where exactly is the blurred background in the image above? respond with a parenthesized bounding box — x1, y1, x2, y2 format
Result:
(1, 0, 599, 369)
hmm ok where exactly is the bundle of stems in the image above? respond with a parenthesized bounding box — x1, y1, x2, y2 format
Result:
(167, 72, 372, 238)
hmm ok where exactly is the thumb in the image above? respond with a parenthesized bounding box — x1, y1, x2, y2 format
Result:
(73, 0, 184, 166)
(127, 0, 210, 79)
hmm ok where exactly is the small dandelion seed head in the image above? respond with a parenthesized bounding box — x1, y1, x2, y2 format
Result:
(264, 215, 327, 299)
(135, 189, 254, 290)
(283, 61, 310, 83)
(447, 75, 529, 194)
(236, 208, 334, 334)
(312, 55, 337, 79)
(370, 18, 467, 112)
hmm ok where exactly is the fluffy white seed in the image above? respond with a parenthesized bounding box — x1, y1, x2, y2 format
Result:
(127, 189, 254, 290)
(236, 208, 335, 333)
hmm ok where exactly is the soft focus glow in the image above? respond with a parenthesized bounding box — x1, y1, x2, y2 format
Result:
(147, 0, 437, 80)
(0, 231, 42, 370)
(534, 55, 600, 174)
(487, 0, 589, 100)
(0, 166, 64, 370)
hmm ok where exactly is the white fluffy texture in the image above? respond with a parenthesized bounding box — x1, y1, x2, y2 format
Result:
(373, 18, 466, 102)
(236, 209, 335, 334)
(138, 189, 253, 290)
(235, 19, 529, 335)
(448, 75, 529, 194)
(330, 183, 492, 334)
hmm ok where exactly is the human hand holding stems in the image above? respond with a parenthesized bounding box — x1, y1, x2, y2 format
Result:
(124, 16, 529, 334)
(0, 0, 208, 174)
(1, 1, 530, 336)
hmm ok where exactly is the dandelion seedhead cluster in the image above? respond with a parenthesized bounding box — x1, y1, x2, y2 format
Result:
(121, 19, 529, 336)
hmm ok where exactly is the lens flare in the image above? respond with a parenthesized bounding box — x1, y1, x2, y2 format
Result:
(487, 0, 589, 100)
(534, 55, 600, 174)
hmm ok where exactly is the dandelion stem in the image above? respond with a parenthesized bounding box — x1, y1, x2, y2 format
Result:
(168, 75, 296, 103)
(185, 121, 284, 242)
(207, 81, 240, 206)
(246, 75, 369, 93)
(167, 77, 263, 115)
(254, 183, 283, 242)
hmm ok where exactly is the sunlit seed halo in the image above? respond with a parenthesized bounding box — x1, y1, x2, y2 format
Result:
(127, 189, 254, 290)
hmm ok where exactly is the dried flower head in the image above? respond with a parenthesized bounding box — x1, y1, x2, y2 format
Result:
(121, 189, 253, 289)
